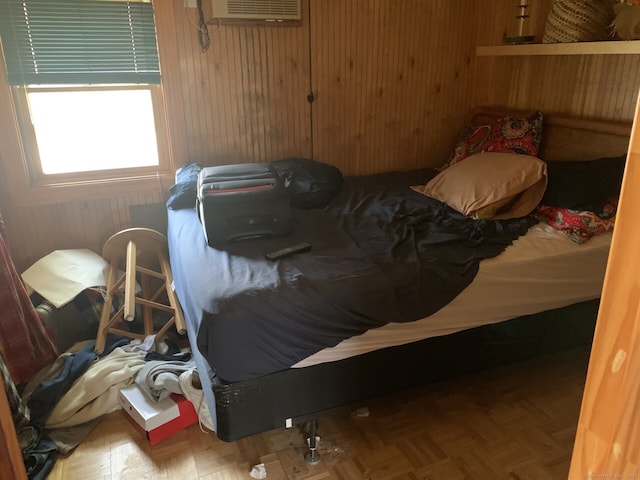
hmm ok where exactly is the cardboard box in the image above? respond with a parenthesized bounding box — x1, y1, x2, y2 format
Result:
(119, 384, 198, 445)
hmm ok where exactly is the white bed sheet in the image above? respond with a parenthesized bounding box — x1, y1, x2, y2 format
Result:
(294, 223, 612, 368)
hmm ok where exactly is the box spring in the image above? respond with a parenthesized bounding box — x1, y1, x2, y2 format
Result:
(212, 299, 598, 441)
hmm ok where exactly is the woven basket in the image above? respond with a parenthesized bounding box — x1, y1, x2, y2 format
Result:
(612, 3, 640, 40)
(543, 0, 615, 43)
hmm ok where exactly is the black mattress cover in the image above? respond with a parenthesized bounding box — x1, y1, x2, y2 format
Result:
(167, 169, 534, 382)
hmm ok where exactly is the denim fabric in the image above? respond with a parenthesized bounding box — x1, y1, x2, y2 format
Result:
(27, 334, 127, 427)
(166, 162, 203, 210)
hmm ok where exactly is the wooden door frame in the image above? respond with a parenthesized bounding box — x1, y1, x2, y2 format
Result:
(569, 89, 640, 478)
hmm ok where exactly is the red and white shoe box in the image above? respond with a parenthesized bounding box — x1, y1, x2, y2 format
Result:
(119, 384, 198, 445)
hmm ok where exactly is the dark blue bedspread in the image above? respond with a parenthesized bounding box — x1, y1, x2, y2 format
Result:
(168, 169, 534, 382)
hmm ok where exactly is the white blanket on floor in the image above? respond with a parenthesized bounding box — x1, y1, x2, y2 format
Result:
(45, 347, 146, 429)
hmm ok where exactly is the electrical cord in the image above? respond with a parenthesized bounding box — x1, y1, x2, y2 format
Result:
(196, 0, 210, 52)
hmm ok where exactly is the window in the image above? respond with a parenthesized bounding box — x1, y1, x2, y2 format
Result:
(0, 0, 178, 204)
(20, 86, 160, 175)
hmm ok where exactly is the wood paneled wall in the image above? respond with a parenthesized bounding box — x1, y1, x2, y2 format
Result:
(1, 0, 639, 271)
(173, 0, 478, 174)
(310, 0, 477, 175)
(473, 0, 640, 121)
(173, 1, 311, 166)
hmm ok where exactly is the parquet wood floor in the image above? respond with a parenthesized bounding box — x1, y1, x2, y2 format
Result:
(48, 347, 590, 480)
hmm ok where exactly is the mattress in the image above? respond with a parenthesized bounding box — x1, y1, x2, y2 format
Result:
(168, 172, 612, 436)
(168, 168, 537, 383)
(165, 108, 627, 439)
(295, 223, 612, 367)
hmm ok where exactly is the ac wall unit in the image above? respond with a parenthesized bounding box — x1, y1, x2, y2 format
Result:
(211, 0, 301, 21)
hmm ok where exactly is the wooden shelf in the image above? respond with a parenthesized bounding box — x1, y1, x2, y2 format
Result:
(477, 40, 640, 56)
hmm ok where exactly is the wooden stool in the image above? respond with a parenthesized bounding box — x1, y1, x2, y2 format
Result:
(94, 228, 186, 354)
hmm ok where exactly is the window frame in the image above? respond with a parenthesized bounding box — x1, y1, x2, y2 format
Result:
(0, 0, 185, 207)
(13, 83, 171, 184)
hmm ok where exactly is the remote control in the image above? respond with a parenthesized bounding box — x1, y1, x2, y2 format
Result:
(265, 242, 312, 261)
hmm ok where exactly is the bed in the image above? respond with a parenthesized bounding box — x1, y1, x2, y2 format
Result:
(166, 107, 631, 448)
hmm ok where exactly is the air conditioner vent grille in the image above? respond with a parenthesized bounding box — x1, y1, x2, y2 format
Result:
(212, 0, 301, 21)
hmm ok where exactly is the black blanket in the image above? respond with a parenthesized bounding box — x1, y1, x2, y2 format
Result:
(168, 169, 534, 382)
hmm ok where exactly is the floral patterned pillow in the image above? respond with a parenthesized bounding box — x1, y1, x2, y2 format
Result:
(442, 112, 544, 170)
(534, 198, 617, 244)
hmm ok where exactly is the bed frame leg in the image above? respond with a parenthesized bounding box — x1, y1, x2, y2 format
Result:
(304, 419, 321, 465)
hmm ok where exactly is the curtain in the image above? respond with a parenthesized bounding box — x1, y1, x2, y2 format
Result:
(0, 214, 57, 384)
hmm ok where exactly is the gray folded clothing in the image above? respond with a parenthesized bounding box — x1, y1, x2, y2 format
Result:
(135, 359, 196, 402)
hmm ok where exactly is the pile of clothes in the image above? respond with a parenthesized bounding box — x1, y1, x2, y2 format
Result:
(3, 333, 212, 479)
(1, 216, 211, 479)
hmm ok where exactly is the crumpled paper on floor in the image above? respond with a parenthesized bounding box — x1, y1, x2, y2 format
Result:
(249, 463, 267, 479)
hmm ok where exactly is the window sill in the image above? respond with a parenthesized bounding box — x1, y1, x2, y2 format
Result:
(7, 172, 175, 207)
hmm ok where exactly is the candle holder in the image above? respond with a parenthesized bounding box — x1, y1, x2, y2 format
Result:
(505, 0, 536, 44)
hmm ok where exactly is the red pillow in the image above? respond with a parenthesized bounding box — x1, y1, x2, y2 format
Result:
(534, 199, 617, 244)
(443, 112, 544, 170)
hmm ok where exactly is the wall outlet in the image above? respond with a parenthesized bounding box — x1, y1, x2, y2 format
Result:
(184, 0, 197, 8)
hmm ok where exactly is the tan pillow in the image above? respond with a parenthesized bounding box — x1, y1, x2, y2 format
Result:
(413, 152, 548, 220)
